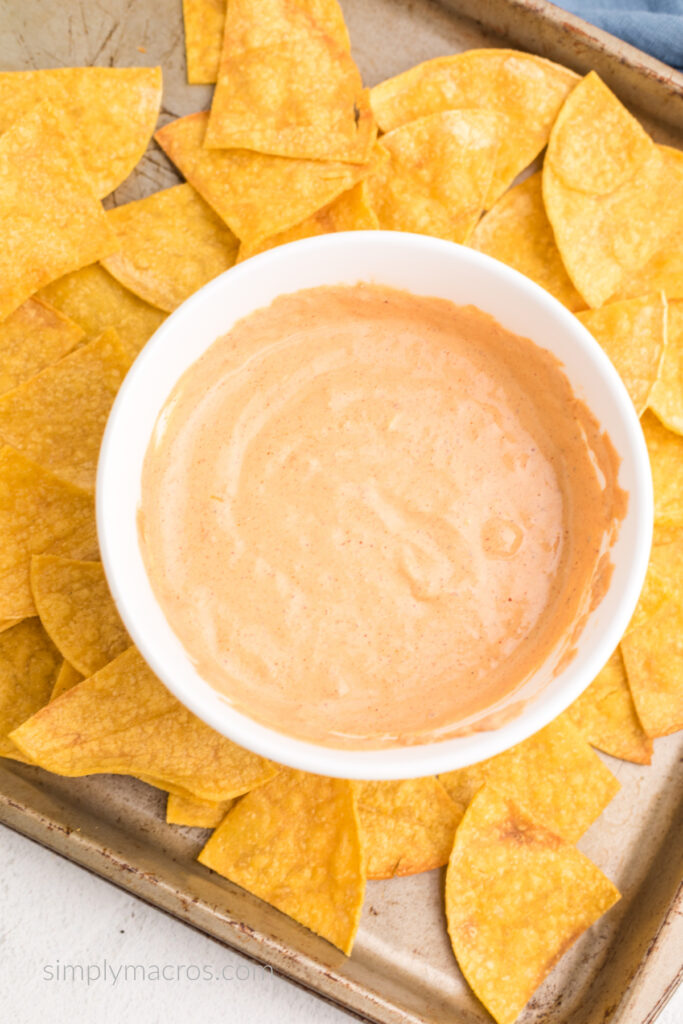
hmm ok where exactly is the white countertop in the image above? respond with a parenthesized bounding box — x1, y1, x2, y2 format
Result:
(1, 824, 680, 1024)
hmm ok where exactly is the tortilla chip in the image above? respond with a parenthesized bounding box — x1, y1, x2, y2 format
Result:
(183, 0, 227, 84)
(439, 715, 619, 842)
(370, 50, 578, 207)
(469, 172, 585, 312)
(30, 555, 130, 678)
(50, 660, 83, 702)
(237, 181, 378, 261)
(38, 264, 166, 361)
(577, 294, 667, 415)
(10, 645, 276, 801)
(101, 184, 239, 312)
(0, 66, 162, 198)
(641, 411, 683, 525)
(0, 102, 119, 322)
(0, 618, 61, 762)
(543, 73, 681, 309)
(566, 649, 652, 764)
(445, 784, 620, 1024)
(0, 619, 23, 634)
(155, 112, 371, 246)
(357, 777, 461, 879)
(626, 554, 672, 636)
(368, 112, 499, 243)
(166, 792, 234, 828)
(649, 300, 683, 435)
(204, 0, 374, 163)
(0, 446, 97, 620)
(198, 768, 365, 953)
(0, 328, 130, 491)
(0, 298, 84, 397)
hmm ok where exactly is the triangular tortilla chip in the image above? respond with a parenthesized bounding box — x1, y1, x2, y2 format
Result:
(649, 300, 683, 435)
(198, 768, 365, 953)
(30, 555, 130, 678)
(369, 49, 578, 206)
(183, 0, 227, 84)
(166, 792, 233, 828)
(0, 328, 130, 491)
(50, 660, 83, 702)
(155, 112, 370, 246)
(0, 297, 84, 397)
(0, 66, 162, 197)
(0, 618, 61, 762)
(102, 184, 239, 312)
(641, 411, 683, 525)
(0, 102, 119, 322)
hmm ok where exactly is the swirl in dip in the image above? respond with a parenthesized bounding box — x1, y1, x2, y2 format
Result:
(138, 284, 625, 748)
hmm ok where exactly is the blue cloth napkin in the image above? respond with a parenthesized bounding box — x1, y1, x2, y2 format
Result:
(560, 1, 683, 69)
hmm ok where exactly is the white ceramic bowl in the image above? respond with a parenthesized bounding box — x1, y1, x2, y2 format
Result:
(97, 232, 652, 780)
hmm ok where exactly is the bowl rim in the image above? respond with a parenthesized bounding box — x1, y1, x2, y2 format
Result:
(97, 231, 653, 780)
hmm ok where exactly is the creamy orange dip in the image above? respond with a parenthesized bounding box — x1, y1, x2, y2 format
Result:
(138, 284, 625, 748)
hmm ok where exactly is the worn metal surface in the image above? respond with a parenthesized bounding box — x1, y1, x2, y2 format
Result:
(0, 1, 681, 1021)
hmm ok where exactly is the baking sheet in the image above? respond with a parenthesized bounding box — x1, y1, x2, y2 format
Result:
(0, 1, 682, 1022)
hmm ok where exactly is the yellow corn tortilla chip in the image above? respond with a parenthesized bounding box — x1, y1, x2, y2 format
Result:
(625, 552, 671, 636)
(205, 0, 374, 163)
(38, 264, 166, 361)
(543, 74, 682, 309)
(198, 768, 365, 954)
(0, 66, 162, 198)
(566, 649, 652, 764)
(30, 555, 130, 678)
(0, 618, 24, 634)
(183, 0, 227, 84)
(649, 300, 683, 435)
(155, 112, 370, 247)
(10, 645, 276, 801)
(0, 618, 61, 762)
(368, 112, 499, 243)
(641, 411, 683, 525)
(439, 715, 619, 842)
(0, 298, 84, 397)
(370, 50, 578, 207)
(469, 172, 585, 312)
(357, 778, 461, 880)
(445, 785, 620, 1024)
(0, 329, 130, 491)
(50, 660, 83, 702)
(577, 294, 667, 415)
(0, 446, 97, 620)
(237, 181, 378, 261)
(101, 184, 239, 313)
(0, 102, 119, 322)
(166, 792, 234, 828)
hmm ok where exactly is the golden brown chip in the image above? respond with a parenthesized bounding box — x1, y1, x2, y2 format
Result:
(543, 73, 681, 308)
(166, 792, 234, 828)
(155, 112, 371, 246)
(0, 298, 84, 397)
(198, 768, 365, 953)
(439, 715, 619, 842)
(0, 66, 162, 198)
(0, 446, 97, 620)
(445, 785, 620, 1024)
(368, 112, 499, 243)
(38, 264, 166, 361)
(10, 646, 277, 801)
(183, 0, 227, 84)
(205, 0, 374, 163)
(101, 184, 239, 312)
(50, 660, 83, 702)
(357, 777, 461, 879)
(566, 649, 652, 764)
(577, 294, 667, 414)
(237, 181, 378, 261)
(469, 172, 585, 312)
(0, 329, 130, 491)
(0, 619, 23, 634)
(0, 618, 61, 762)
(641, 411, 683, 525)
(0, 102, 119, 322)
(370, 50, 578, 206)
(625, 552, 672, 635)
(649, 300, 683, 435)
(30, 555, 130, 678)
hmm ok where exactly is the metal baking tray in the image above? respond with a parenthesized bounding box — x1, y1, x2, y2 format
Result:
(0, 1, 682, 1021)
